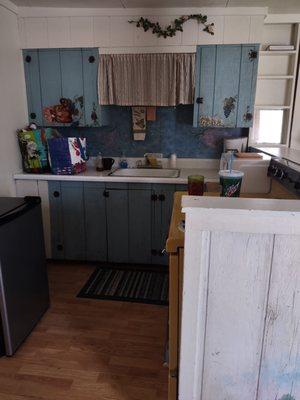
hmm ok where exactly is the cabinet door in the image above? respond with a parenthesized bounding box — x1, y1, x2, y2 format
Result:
(152, 185, 175, 265)
(23, 50, 43, 126)
(82, 48, 101, 127)
(128, 188, 152, 264)
(84, 182, 107, 261)
(106, 188, 129, 263)
(60, 182, 85, 260)
(193, 44, 259, 128)
(236, 44, 259, 128)
(48, 181, 64, 259)
(23, 48, 100, 127)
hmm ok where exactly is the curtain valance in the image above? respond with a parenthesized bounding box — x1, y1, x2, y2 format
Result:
(98, 53, 195, 106)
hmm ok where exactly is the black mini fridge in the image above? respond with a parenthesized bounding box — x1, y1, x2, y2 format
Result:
(0, 196, 49, 356)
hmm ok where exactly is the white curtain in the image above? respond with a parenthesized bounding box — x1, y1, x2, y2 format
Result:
(98, 53, 195, 106)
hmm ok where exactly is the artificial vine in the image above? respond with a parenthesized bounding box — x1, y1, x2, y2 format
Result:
(129, 14, 214, 39)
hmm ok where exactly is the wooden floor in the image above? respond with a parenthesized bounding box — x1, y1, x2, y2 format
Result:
(0, 262, 168, 400)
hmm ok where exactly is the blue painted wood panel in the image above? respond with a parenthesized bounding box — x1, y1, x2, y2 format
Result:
(236, 45, 259, 128)
(213, 45, 241, 127)
(84, 182, 107, 261)
(128, 189, 152, 264)
(48, 181, 64, 259)
(82, 49, 101, 127)
(60, 49, 85, 126)
(23, 50, 43, 126)
(106, 189, 129, 263)
(60, 182, 86, 260)
(39, 49, 62, 127)
(194, 44, 259, 128)
(193, 46, 217, 128)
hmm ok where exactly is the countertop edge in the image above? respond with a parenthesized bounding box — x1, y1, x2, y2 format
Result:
(14, 169, 220, 184)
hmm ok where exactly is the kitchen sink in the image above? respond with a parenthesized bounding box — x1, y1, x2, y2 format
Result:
(109, 168, 180, 178)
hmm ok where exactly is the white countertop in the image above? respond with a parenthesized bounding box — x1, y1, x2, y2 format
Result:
(254, 146, 300, 165)
(14, 167, 220, 184)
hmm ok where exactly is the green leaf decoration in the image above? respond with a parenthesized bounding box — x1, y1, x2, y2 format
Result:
(129, 14, 214, 39)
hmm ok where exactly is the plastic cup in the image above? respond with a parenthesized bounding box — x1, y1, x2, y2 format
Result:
(188, 175, 205, 196)
(219, 170, 244, 197)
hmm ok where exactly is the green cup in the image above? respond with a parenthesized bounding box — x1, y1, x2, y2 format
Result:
(219, 170, 244, 197)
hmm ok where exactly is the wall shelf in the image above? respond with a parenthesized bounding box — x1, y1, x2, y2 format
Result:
(254, 105, 291, 110)
(257, 75, 294, 80)
(259, 50, 297, 55)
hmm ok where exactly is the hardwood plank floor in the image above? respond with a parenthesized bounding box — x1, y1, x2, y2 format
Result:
(0, 262, 168, 400)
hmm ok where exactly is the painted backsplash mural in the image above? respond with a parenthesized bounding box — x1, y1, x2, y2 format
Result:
(58, 105, 248, 158)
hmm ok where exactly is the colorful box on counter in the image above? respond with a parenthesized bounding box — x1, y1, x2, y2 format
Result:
(17, 128, 60, 173)
(47, 137, 88, 175)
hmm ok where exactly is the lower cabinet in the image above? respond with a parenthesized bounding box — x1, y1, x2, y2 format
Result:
(48, 181, 184, 264)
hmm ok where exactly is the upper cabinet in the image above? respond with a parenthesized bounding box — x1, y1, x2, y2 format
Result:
(193, 44, 259, 128)
(23, 48, 100, 127)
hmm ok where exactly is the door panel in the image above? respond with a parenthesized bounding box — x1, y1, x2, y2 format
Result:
(128, 189, 152, 264)
(39, 49, 62, 126)
(193, 45, 217, 128)
(60, 49, 85, 126)
(213, 45, 241, 127)
(82, 48, 100, 127)
(23, 50, 43, 126)
(106, 189, 129, 263)
(236, 44, 259, 128)
(84, 182, 107, 261)
(60, 182, 85, 260)
(48, 181, 64, 259)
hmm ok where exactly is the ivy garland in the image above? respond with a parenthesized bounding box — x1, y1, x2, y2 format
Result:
(129, 14, 214, 39)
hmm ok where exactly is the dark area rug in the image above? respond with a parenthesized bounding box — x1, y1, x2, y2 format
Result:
(77, 265, 169, 305)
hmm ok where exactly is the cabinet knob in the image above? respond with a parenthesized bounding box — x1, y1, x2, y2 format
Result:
(158, 194, 165, 201)
(103, 190, 109, 198)
(151, 249, 158, 256)
(57, 244, 63, 251)
(196, 97, 204, 104)
(30, 112, 36, 119)
(89, 56, 95, 63)
(53, 191, 60, 198)
(249, 50, 258, 60)
(151, 194, 158, 201)
(25, 55, 31, 63)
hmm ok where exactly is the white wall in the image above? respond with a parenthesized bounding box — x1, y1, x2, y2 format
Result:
(0, 3, 28, 196)
(17, 7, 266, 50)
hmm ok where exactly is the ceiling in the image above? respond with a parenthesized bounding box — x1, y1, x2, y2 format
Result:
(11, 0, 300, 13)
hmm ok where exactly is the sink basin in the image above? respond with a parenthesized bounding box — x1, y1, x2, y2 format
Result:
(109, 168, 180, 178)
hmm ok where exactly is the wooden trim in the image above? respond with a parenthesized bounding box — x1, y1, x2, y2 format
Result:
(0, 0, 18, 14)
(169, 253, 179, 400)
(18, 7, 268, 18)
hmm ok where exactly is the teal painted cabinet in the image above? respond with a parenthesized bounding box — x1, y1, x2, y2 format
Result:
(193, 44, 259, 128)
(23, 48, 100, 128)
(48, 182, 176, 265)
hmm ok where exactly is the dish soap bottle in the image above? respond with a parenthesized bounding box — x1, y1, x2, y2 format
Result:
(119, 153, 128, 169)
(96, 152, 103, 171)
